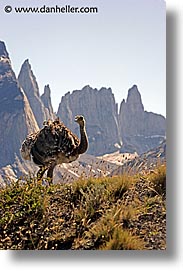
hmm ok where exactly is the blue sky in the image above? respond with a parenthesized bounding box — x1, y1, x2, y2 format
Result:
(0, 0, 166, 116)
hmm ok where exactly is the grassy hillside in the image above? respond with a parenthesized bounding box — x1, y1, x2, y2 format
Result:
(0, 163, 166, 250)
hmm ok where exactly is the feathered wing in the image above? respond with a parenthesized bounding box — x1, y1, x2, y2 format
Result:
(22, 119, 79, 165)
(20, 132, 39, 161)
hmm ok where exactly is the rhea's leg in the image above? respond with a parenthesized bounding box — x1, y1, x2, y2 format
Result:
(37, 166, 47, 180)
(47, 162, 56, 182)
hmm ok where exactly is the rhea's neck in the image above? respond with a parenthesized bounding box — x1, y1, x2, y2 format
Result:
(78, 124, 88, 154)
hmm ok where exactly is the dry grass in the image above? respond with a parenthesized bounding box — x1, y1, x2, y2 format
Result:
(0, 164, 166, 250)
(148, 164, 166, 198)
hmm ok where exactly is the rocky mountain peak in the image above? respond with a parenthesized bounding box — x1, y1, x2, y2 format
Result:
(18, 60, 55, 127)
(43, 84, 51, 97)
(20, 59, 31, 72)
(57, 85, 121, 155)
(41, 84, 54, 116)
(0, 42, 39, 167)
(0, 41, 9, 58)
(119, 85, 165, 154)
(82, 85, 93, 91)
(0, 41, 13, 78)
(18, 59, 40, 97)
(0, 43, 21, 105)
(126, 85, 144, 112)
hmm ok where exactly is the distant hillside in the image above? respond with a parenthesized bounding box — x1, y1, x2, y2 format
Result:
(0, 153, 120, 186)
(111, 139, 166, 176)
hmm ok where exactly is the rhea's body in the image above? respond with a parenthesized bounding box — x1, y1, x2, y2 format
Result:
(21, 115, 88, 181)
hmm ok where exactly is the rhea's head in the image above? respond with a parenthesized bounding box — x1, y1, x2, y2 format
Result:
(75, 115, 85, 127)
